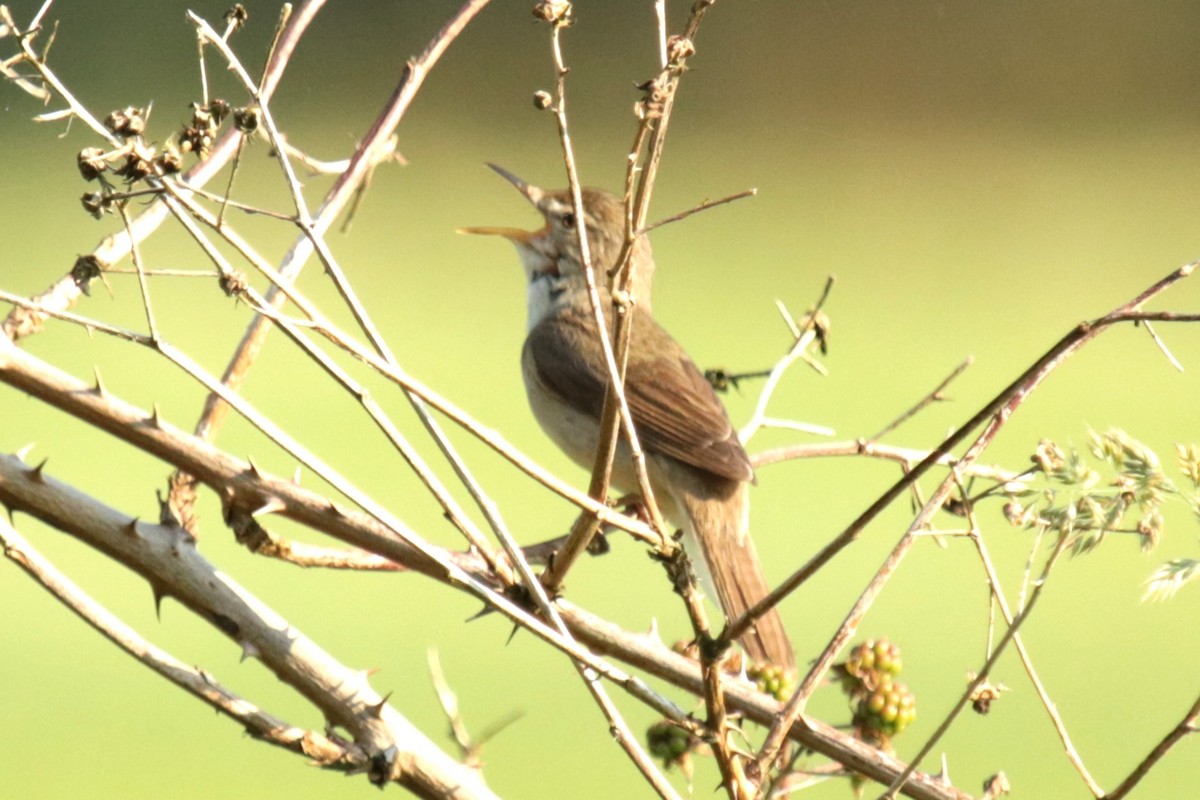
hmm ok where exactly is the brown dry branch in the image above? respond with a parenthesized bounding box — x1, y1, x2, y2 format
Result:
(0, 513, 363, 769)
(0, 333, 700, 723)
(953, 477, 1103, 796)
(884, 534, 1071, 797)
(1102, 692, 1200, 800)
(725, 261, 1197, 654)
(533, 8, 770, 794)
(176, 4, 506, 583)
(0, 0, 320, 342)
(744, 261, 1198, 789)
(0, 323, 961, 799)
(0, 453, 494, 797)
(540, 0, 723, 593)
(537, 14, 671, 597)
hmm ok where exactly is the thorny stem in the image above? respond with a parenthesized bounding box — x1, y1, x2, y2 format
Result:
(1102, 692, 1200, 800)
(749, 261, 1198, 783)
(725, 262, 1198, 654)
(539, 21, 669, 596)
(883, 535, 1070, 797)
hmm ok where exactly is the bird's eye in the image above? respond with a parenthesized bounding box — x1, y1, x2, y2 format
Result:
(561, 212, 576, 229)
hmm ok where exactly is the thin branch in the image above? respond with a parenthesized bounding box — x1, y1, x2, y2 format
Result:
(724, 262, 1197, 654)
(539, 14, 671, 597)
(961, 507, 1103, 795)
(1102, 692, 1200, 800)
(870, 357, 973, 441)
(0, 455, 494, 795)
(883, 535, 1070, 796)
(0, 514, 365, 770)
(179, 4, 513, 617)
(749, 263, 1199, 784)
(638, 188, 757, 235)
(739, 281, 834, 445)
(1, 0, 321, 342)
(0, 338, 961, 799)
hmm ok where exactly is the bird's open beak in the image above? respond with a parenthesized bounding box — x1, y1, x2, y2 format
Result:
(456, 224, 539, 243)
(457, 164, 548, 243)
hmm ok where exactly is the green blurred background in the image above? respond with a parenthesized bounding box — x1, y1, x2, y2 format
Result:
(3, 1, 1200, 797)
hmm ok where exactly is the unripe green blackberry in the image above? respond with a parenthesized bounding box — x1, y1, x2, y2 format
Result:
(646, 720, 695, 768)
(837, 637, 903, 693)
(748, 662, 796, 701)
(857, 676, 916, 737)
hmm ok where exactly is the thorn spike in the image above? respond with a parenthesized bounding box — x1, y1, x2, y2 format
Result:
(91, 366, 107, 397)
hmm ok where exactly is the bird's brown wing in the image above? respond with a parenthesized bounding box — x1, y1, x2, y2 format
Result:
(526, 299, 753, 484)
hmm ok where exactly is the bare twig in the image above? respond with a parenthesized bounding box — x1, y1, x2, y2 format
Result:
(0, 454, 495, 795)
(538, 14, 671, 596)
(884, 535, 1070, 797)
(739, 282, 835, 445)
(748, 263, 1199, 783)
(870, 357, 973, 441)
(639, 188, 757, 235)
(725, 262, 1198, 655)
(0, 513, 366, 771)
(1102, 692, 1200, 800)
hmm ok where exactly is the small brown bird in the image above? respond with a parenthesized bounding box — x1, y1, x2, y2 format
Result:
(462, 165, 794, 670)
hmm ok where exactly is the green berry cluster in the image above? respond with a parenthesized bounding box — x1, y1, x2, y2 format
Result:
(840, 638, 903, 687)
(835, 638, 916, 746)
(859, 675, 917, 737)
(748, 661, 796, 701)
(646, 720, 696, 770)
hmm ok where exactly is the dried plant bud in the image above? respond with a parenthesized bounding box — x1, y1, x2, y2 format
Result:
(114, 142, 157, 182)
(1002, 499, 1035, 527)
(234, 106, 260, 134)
(104, 106, 146, 136)
(71, 254, 104, 292)
(967, 674, 1008, 714)
(634, 76, 670, 120)
(155, 143, 183, 175)
(209, 98, 231, 125)
(666, 35, 695, 66)
(982, 771, 1012, 798)
(77, 147, 108, 181)
(80, 192, 110, 219)
(219, 270, 248, 297)
(179, 125, 214, 159)
(532, 90, 553, 110)
(224, 4, 249, 29)
(532, 0, 572, 24)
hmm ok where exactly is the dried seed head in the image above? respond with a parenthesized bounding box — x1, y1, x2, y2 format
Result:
(532, 90, 553, 110)
(71, 254, 104, 290)
(209, 98, 231, 125)
(666, 35, 695, 66)
(634, 77, 670, 120)
(77, 147, 108, 181)
(155, 142, 183, 175)
(532, 0, 572, 24)
(104, 106, 147, 136)
(80, 192, 110, 219)
(234, 106, 260, 134)
(219, 270, 248, 297)
(224, 4, 249, 30)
